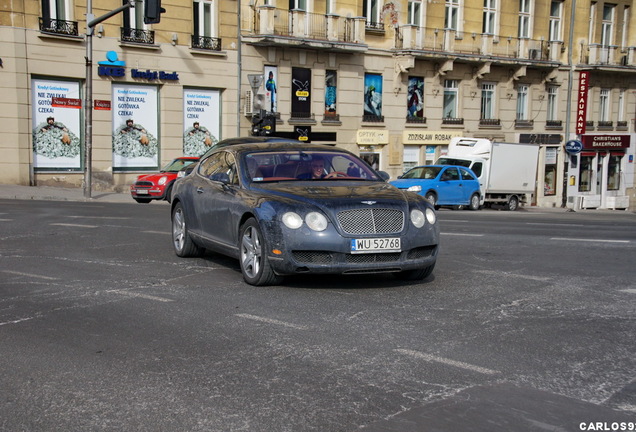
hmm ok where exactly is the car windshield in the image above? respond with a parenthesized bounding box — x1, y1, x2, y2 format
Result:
(161, 159, 197, 173)
(401, 166, 441, 179)
(436, 157, 471, 168)
(243, 150, 380, 182)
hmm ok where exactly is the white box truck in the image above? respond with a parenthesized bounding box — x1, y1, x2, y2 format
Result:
(436, 137, 539, 211)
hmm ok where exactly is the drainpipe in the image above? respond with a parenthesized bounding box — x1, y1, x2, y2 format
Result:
(237, 0, 243, 137)
(563, 0, 577, 207)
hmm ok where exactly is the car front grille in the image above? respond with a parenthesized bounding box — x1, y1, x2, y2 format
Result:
(336, 208, 404, 235)
(134, 181, 153, 187)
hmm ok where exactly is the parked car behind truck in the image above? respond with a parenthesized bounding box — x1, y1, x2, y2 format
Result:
(436, 137, 540, 211)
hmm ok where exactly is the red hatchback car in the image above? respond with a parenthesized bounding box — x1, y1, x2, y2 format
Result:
(130, 157, 199, 203)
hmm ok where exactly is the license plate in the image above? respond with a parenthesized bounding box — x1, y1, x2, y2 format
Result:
(136, 189, 149, 195)
(351, 237, 401, 254)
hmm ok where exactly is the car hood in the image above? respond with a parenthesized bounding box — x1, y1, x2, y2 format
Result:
(136, 172, 175, 182)
(390, 179, 435, 189)
(253, 181, 414, 209)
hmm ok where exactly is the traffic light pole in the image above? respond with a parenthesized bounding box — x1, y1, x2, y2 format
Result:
(83, 1, 134, 198)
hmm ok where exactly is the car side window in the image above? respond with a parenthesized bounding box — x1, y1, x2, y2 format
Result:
(198, 152, 238, 184)
(459, 168, 475, 181)
(442, 167, 460, 181)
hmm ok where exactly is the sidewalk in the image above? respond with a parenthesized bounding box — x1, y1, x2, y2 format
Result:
(0, 184, 134, 204)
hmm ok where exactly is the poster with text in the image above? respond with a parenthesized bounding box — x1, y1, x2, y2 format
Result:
(183, 89, 221, 156)
(31, 78, 82, 169)
(291, 67, 311, 117)
(112, 84, 159, 169)
(364, 73, 383, 118)
(264, 65, 278, 113)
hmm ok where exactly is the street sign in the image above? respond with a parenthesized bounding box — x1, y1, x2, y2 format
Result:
(247, 74, 264, 92)
(565, 140, 583, 154)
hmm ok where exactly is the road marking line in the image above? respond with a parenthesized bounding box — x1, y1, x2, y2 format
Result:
(236, 313, 307, 330)
(68, 216, 129, 220)
(442, 233, 485, 237)
(526, 222, 585, 227)
(50, 223, 99, 228)
(550, 237, 629, 243)
(395, 349, 500, 375)
(107, 290, 174, 302)
(0, 317, 36, 327)
(143, 231, 170, 235)
(2, 270, 58, 280)
(620, 289, 636, 294)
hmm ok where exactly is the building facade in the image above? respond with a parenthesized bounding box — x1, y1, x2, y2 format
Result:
(1, 0, 635, 210)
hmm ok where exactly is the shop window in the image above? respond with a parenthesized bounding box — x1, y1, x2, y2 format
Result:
(607, 155, 621, 190)
(578, 155, 594, 192)
(544, 164, 557, 196)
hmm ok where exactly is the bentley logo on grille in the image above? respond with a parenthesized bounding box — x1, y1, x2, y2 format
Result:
(361, 201, 376, 205)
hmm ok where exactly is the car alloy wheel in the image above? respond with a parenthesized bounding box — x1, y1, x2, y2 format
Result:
(239, 218, 282, 286)
(172, 203, 202, 257)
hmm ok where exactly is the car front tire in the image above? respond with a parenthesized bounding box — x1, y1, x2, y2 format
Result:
(239, 218, 283, 286)
(469, 193, 481, 211)
(172, 202, 203, 257)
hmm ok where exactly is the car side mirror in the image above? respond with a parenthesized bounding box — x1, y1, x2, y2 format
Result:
(210, 172, 230, 183)
(378, 171, 390, 181)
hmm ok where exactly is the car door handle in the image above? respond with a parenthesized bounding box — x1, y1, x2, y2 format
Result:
(196, 187, 204, 194)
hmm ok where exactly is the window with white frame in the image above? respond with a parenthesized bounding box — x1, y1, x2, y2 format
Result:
(193, 0, 217, 38)
(124, 0, 146, 29)
(483, 0, 497, 35)
(42, 0, 70, 20)
(480, 83, 495, 119)
(599, 89, 610, 122)
(516, 84, 529, 120)
(443, 80, 459, 119)
(290, 0, 308, 11)
(618, 89, 625, 122)
(363, 0, 381, 27)
(445, 0, 460, 30)
(408, 0, 422, 26)
(589, 2, 597, 43)
(518, 0, 531, 38)
(601, 4, 615, 46)
(622, 6, 630, 48)
(546, 85, 558, 121)
(549, 1, 563, 41)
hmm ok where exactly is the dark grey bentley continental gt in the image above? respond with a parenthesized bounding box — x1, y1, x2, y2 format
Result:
(170, 140, 439, 286)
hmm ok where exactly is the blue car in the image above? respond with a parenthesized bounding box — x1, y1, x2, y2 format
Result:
(390, 165, 482, 210)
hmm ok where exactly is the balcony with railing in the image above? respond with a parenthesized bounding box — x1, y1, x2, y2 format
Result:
(395, 26, 556, 64)
(242, 5, 367, 51)
(584, 44, 636, 67)
(121, 27, 155, 45)
(192, 35, 222, 51)
(479, 118, 501, 127)
(39, 17, 79, 37)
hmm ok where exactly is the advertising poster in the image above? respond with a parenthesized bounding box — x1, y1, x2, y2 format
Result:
(264, 65, 278, 113)
(325, 70, 337, 117)
(364, 73, 383, 118)
(183, 88, 221, 156)
(31, 78, 82, 169)
(112, 84, 159, 169)
(291, 67, 311, 117)
(407, 76, 424, 119)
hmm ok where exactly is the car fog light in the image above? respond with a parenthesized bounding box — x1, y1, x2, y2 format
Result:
(282, 212, 303, 229)
(407, 185, 422, 193)
(305, 212, 328, 232)
(410, 209, 425, 228)
(425, 208, 436, 225)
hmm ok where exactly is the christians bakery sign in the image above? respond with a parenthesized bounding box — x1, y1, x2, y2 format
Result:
(582, 135, 630, 149)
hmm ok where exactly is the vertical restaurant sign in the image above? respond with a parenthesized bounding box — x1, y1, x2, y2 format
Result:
(183, 88, 221, 156)
(291, 67, 311, 117)
(31, 78, 82, 169)
(576, 71, 590, 135)
(112, 84, 159, 169)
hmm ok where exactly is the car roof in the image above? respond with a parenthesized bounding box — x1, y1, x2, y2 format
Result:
(221, 141, 350, 155)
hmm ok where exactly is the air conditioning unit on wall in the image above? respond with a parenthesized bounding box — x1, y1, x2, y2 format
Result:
(244, 90, 253, 116)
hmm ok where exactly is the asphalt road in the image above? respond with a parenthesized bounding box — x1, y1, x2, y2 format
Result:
(0, 199, 635, 432)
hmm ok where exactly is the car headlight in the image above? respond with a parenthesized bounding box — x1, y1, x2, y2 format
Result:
(282, 212, 303, 229)
(158, 176, 168, 185)
(410, 209, 425, 228)
(407, 185, 422, 193)
(305, 212, 328, 232)
(426, 208, 436, 225)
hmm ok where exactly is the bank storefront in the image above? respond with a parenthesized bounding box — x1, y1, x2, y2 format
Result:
(567, 134, 634, 210)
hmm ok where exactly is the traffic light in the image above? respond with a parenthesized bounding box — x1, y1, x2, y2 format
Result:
(144, 0, 165, 24)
